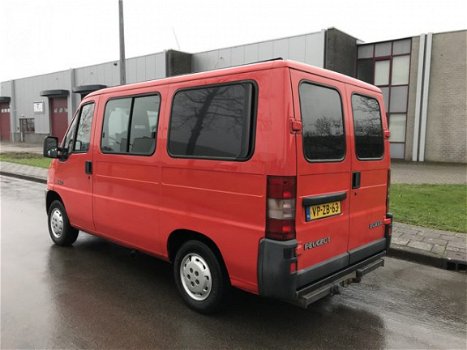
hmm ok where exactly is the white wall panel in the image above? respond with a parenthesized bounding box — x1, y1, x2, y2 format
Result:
(258, 42, 273, 61)
(192, 30, 325, 72)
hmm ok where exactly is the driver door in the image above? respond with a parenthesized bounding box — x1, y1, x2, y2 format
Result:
(52, 100, 96, 232)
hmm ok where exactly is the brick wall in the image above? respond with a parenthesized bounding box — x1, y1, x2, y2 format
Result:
(425, 30, 467, 163)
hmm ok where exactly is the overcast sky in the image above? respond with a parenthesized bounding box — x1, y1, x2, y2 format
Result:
(1, 0, 466, 83)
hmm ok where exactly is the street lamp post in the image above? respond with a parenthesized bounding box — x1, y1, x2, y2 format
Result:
(119, 0, 126, 85)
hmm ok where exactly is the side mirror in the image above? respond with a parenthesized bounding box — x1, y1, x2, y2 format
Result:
(43, 136, 59, 158)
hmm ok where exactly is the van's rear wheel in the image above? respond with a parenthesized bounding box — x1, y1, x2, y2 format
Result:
(47, 200, 79, 246)
(174, 240, 229, 314)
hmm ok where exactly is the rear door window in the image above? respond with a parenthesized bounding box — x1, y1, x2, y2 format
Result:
(351, 94, 384, 159)
(299, 82, 345, 161)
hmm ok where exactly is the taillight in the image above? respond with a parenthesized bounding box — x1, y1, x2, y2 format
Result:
(266, 176, 296, 241)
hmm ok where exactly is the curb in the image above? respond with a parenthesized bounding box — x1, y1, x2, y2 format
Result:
(0, 171, 47, 184)
(388, 244, 466, 271)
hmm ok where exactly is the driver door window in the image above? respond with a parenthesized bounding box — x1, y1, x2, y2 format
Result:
(74, 103, 95, 153)
(61, 103, 95, 154)
(62, 113, 79, 151)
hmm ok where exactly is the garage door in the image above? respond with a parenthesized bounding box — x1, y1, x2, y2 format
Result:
(50, 97, 69, 142)
(0, 103, 11, 141)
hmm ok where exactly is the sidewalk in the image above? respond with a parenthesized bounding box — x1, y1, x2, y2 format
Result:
(1, 160, 466, 271)
(390, 222, 466, 270)
(0, 161, 47, 184)
(0, 142, 43, 155)
(391, 160, 467, 184)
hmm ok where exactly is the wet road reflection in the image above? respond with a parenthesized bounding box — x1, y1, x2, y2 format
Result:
(1, 176, 466, 349)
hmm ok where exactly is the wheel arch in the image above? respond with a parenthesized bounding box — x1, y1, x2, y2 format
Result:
(167, 229, 230, 279)
(46, 190, 63, 213)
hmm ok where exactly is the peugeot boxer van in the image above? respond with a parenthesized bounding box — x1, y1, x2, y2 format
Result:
(44, 60, 392, 313)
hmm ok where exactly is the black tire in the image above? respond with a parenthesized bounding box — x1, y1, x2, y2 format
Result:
(47, 200, 79, 246)
(174, 240, 229, 314)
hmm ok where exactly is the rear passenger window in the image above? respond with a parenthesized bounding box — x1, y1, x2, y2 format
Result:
(168, 82, 255, 160)
(101, 95, 160, 155)
(351, 94, 384, 159)
(299, 83, 345, 161)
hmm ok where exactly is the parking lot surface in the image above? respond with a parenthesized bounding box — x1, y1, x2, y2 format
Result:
(1, 176, 466, 349)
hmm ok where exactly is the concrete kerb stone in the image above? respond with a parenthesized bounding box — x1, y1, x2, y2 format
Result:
(0, 170, 47, 184)
(389, 222, 466, 271)
(388, 244, 447, 269)
(0, 161, 48, 184)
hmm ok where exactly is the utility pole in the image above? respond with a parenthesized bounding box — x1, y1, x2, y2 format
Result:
(119, 0, 126, 85)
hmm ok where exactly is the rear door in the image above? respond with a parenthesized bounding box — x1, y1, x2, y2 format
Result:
(291, 69, 352, 281)
(347, 86, 389, 263)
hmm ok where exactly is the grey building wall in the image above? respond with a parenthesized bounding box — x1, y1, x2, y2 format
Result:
(0, 81, 13, 97)
(0, 53, 167, 142)
(324, 28, 358, 77)
(14, 70, 73, 137)
(74, 53, 166, 87)
(425, 30, 467, 163)
(125, 52, 166, 84)
(405, 36, 420, 161)
(192, 30, 326, 72)
(75, 61, 120, 87)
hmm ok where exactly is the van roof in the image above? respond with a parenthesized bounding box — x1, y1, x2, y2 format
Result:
(87, 60, 380, 98)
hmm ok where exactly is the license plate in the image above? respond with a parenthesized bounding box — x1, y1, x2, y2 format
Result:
(306, 201, 341, 221)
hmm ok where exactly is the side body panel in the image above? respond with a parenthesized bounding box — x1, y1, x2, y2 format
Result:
(91, 86, 168, 255)
(158, 67, 296, 293)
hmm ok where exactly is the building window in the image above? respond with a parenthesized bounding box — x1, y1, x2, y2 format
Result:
(374, 60, 390, 85)
(389, 114, 406, 143)
(357, 38, 412, 159)
(19, 118, 35, 133)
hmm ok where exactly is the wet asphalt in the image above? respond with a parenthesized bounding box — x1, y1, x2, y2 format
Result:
(1, 175, 466, 349)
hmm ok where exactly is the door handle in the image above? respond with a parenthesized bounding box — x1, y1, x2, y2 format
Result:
(352, 172, 361, 189)
(85, 161, 93, 175)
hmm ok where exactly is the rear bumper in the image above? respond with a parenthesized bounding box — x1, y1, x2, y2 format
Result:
(258, 237, 388, 307)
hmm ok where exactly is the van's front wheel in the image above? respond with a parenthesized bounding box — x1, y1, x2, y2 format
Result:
(47, 200, 79, 246)
(174, 240, 229, 314)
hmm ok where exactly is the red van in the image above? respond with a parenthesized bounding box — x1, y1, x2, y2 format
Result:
(43, 60, 392, 313)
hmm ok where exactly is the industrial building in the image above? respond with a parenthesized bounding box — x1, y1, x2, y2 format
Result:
(1, 27, 466, 163)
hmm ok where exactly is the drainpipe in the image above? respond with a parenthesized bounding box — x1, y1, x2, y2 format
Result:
(70, 68, 77, 121)
(412, 34, 425, 162)
(418, 33, 433, 162)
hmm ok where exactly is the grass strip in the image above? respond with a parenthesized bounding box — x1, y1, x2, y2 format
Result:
(390, 184, 467, 233)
